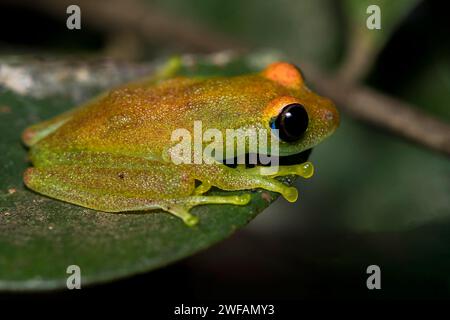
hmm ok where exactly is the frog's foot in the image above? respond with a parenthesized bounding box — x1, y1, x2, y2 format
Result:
(195, 162, 314, 203)
(242, 162, 314, 201)
(244, 161, 314, 179)
(250, 177, 299, 202)
(128, 56, 182, 88)
(166, 194, 251, 226)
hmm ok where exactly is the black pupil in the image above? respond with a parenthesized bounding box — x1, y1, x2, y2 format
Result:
(275, 103, 309, 142)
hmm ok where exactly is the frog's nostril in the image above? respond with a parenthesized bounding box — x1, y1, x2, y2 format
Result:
(324, 110, 334, 121)
(321, 102, 340, 130)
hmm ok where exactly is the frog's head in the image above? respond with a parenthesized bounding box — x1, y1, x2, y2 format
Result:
(260, 62, 339, 157)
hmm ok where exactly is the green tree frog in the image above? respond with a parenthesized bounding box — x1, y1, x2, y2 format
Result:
(22, 61, 339, 226)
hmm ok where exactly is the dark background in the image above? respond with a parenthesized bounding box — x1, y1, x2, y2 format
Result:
(0, 0, 449, 304)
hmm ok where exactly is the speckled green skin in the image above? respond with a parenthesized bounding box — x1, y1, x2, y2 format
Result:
(22, 62, 339, 226)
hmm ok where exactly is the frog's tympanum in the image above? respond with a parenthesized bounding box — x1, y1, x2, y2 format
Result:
(22, 61, 339, 226)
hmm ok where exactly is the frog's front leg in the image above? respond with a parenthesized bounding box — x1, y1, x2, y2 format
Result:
(192, 162, 314, 203)
(245, 162, 314, 179)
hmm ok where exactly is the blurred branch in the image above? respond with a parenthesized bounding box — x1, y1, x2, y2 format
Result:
(8, 0, 450, 156)
(11, 0, 242, 53)
(337, 0, 422, 84)
(326, 1, 450, 155)
(303, 63, 450, 156)
(336, 28, 377, 83)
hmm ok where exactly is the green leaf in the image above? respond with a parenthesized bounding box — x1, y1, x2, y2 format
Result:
(0, 53, 290, 290)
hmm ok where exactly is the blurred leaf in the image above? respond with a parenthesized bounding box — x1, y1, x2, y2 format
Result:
(153, 0, 342, 68)
(403, 54, 450, 120)
(307, 117, 450, 233)
(343, 0, 421, 51)
(339, 0, 421, 81)
(0, 53, 292, 290)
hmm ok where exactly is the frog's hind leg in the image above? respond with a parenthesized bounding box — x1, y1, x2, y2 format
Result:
(164, 194, 252, 226)
(23, 165, 250, 226)
(23, 165, 197, 223)
(22, 115, 71, 147)
(22, 93, 107, 147)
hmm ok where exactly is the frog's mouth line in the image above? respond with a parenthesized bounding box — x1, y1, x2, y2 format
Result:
(222, 148, 312, 168)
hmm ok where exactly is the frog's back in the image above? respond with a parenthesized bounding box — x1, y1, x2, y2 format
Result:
(34, 74, 288, 159)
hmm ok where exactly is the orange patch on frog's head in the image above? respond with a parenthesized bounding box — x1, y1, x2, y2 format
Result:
(258, 62, 339, 155)
(262, 62, 304, 90)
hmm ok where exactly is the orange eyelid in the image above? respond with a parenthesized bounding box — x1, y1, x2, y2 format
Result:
(262, 62, 304, 89)
(263, 96, 299, 121)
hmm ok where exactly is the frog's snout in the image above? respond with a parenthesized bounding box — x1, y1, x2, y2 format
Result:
(321, 99, 340, 133)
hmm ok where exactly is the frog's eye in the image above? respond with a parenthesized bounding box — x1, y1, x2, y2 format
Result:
(272, 103, 309, 142)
